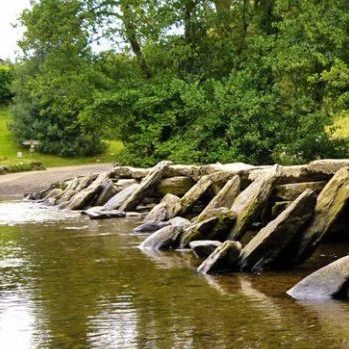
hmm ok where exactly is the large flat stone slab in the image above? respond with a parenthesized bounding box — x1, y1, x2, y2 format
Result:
(157, 176, 194, 196)
(275, 181, 326, 201)
(308, 159, 349, 175)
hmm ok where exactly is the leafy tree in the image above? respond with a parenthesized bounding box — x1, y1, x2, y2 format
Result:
(0, 63, 14, 104)
(12, 0, 107, 156)
(12, 0, 349, 163)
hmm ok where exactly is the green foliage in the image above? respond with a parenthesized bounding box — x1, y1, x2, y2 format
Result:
(0, 64, 14, 104)
(12, 0, 349, 165)
(12, 0, 107, 157)
(0, 106, 123, 167)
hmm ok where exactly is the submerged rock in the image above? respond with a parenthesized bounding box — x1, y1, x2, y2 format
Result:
(287, 256, 349, 300)
(83, 207, 126, 219)
(197, 240, 242, 274)
(139, 224, 184, 250)
(138, 216, 190, 250)
(239, 189, 317, 272)
(189, 240, 222, 259)
(134, 221, 170, 233)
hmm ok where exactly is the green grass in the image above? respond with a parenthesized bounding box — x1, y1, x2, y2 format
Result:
(0, 106, 123, 167)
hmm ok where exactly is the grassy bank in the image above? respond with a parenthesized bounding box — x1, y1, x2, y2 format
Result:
(0, 106, 123, 167)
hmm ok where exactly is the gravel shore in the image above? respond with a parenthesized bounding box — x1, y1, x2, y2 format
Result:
(0, 163, 113, 197)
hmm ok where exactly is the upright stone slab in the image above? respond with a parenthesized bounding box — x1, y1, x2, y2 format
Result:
(56, 177, 81, 204)
(120, 161, 172, 211)
(239, 189, 317, 272)
(198, 175, 240, 220)
(104, 183, 140, 210)
(178, 175, 213, 215)
(95, 179, 117, 206)
(289, 167, 349, 265)
(229, 166, 279, 240)
(287, 256, 349, 300)
(68, 173, 111, 210)
(197, 241, 242, 274)
(144, 193, 181, 222)
(75, 173, 98, 192)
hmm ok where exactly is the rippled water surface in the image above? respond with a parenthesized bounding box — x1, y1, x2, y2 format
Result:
(1, 199, 349, 348)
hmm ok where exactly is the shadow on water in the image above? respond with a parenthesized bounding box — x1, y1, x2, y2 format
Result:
(1, 200, 349, 348)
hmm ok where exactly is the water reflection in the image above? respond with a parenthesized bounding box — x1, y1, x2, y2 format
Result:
(0, 291, 36, 349)
(88, 297, 138, 349)
(1, 200, 349, 348)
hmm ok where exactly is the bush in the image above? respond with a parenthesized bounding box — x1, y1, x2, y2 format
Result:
(0, 64, 14, 104)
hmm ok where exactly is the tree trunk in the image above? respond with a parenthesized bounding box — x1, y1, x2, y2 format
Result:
(120, 1, 151, 79)
(214, 0, 232, 35)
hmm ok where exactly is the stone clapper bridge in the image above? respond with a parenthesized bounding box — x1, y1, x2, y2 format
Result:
(27, 159, 349, 301)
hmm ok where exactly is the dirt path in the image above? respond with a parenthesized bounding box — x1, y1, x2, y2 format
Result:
(0, 163, 113, 197)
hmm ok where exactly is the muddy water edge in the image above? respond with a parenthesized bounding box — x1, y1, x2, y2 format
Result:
(1, 199, 349, 349)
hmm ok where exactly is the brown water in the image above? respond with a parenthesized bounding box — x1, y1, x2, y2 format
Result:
(1, 200, 349, 349)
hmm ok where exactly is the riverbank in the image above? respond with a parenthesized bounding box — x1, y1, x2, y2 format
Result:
(0, 163, 113, 197)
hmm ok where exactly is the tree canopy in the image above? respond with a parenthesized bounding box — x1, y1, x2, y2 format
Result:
(11, 0, 349, 163)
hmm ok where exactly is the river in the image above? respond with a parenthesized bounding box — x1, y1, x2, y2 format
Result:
(1, 198, 349, 349)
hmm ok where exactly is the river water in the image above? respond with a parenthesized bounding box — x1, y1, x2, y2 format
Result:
(1, 199, 349, 349)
